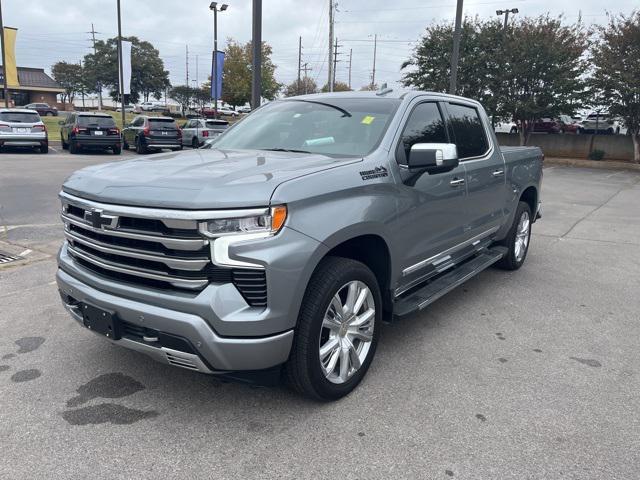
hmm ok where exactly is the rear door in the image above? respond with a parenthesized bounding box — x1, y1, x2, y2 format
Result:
(391, 101, 470, 290)
(443, 101, 506, 239)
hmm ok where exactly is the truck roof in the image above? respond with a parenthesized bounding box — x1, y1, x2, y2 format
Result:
(285, 89, 482, 105)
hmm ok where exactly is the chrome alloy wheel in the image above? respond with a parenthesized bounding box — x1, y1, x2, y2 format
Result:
(318, 280, 375, 384)
(514, 210, 531, 262)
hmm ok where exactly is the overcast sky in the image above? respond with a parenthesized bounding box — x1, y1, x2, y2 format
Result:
(5, 0, 637, 95)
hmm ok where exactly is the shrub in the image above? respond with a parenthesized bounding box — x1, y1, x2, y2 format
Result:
(588, 149, 606, 161)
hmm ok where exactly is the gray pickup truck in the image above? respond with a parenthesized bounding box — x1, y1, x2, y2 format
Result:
(57, 90, 543, 400)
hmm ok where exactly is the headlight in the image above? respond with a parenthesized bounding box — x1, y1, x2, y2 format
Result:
(198, 205, 287, 238)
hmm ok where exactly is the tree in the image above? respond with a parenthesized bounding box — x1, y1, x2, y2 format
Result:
(321, 81, 351, 92)
(82, 36, 171, 104)
(359, 84, 378, 91)
(51, 61, 84, 104)
(193, 87, 212, 109)
(591, 11, 640, 162)
(222, 38, 281, 107)
(284, 77, 318, 96)
(169, 85, 195, 114)
(402, 16, 589, 145)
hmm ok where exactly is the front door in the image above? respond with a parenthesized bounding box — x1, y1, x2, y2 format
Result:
(391, 101, 470, 292)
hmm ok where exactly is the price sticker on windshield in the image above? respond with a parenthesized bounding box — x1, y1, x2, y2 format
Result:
(361, 116, 375, 125)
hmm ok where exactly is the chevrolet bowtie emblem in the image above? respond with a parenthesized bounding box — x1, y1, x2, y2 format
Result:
(84, 209, 118, 229)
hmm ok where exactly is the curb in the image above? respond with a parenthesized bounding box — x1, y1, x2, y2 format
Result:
(544, 157, 640, 172)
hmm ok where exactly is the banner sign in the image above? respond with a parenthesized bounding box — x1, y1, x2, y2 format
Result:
(3, 27, 19, 87)
(120, 40, 132, 95)
(210, 50, 225, 100)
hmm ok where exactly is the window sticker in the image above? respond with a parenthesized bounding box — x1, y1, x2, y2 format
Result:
(361, 115, 375, 125)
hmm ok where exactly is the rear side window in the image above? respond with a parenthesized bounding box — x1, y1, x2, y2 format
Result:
(398, 102, 448, 163)
(0, 112, 40, 123)
(149, 118, 176, 128)
(78, 116, 116, 127)
(447, 103, 489, 159)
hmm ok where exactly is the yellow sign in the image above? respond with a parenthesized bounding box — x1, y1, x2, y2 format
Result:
(361, 115, 375, 125)
(3, 27, 19, 87)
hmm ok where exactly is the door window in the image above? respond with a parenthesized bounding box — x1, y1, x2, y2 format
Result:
(397, 102, 448, 164)
(447, 103, 489, 159)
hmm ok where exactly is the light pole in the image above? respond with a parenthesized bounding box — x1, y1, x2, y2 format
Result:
(117, 0, 125, 129)
(449, 0, 464, 94)
(251, 0, 262, 109)
(496, 8, 519, 29)
(209, 2, 228, 117)
(0, 0, 10, 107)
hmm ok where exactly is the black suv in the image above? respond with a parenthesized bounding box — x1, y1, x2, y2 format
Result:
(60, 113, 122, 154)
(122, 116, 182, 154)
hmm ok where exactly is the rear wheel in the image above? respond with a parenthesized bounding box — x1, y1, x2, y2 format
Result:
(192, 137, 199, 149)
(39, 142, 48, 154)
(496, 201, 532, 271)
(69, 140, 79, 154)
(46, 112, 54, 117)
(122, 136, 129, 150)
(135, 136, 147, 154)
(286, 257, 381, 401)
(112, 145, 121, 155)
(510, 126, 518, 134)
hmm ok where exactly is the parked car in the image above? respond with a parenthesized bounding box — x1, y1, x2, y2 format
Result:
(60, 112, 122, 155)
(199, 107, 239, 118)
(0, 108, 48, 153)
(494, 121, 518, 134)
(580, 113, 623, 134)
(237, 106, 252, 114)
(181, 118, 229, 148)
(122, 115, 182, 154)
(124, 104, 136, 113)
(138, 101, 165, 112)
(557, 115, 580, 134)
(57, 91, 543, 400)
(24, 102, 58, 116)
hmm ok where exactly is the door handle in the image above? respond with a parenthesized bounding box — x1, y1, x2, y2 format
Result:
(449, 178, 465, 187)
(492, 169, 505, 177)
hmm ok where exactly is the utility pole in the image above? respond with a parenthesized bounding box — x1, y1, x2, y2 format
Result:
(88, 23, 103, 110)
(297, 36, 302, 85)
(116, 0, 125, 129)
(302, 62, 312, 94)
(79, 60, 85, 109)
(371, 34, 377, 89)
(496, 8, 519, 29)
(332, 37, 341, 87)
(185, 45, 189, 86)
(348, 48, 352, 90)
(328, 0, 334, 92)
(195, 54, 198, 87)
(251, 0, 262, 109)
(449, 0, 464, 94)
(0, 0, 9, 107)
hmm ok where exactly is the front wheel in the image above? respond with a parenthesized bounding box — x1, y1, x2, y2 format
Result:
(496, 201, 532, 271)
(286, 257, 381, 401)
(135, 136, 147, 154)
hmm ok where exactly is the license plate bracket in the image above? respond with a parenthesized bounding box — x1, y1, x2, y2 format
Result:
(82, 303, 121, 340)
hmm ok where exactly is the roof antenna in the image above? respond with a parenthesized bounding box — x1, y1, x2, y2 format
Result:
(376, 83, 393, 96)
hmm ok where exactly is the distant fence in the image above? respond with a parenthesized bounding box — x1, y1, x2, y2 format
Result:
(496, 133, 635, 161)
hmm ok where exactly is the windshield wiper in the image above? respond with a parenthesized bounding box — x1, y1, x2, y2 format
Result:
(291, 99, 352, 117)
(262, 148, 312, 154)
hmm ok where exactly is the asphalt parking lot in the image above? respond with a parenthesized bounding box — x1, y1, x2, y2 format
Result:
(1, 150, 639, 479)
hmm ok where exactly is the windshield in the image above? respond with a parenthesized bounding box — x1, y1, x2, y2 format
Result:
(0, 112, 40, 123)
(78, 116, 116, 127)
(213, 98, 401, 157)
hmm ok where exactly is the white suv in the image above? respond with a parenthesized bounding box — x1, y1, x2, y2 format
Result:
(580, 113, 625, 135)
(0, 108, 48, 153)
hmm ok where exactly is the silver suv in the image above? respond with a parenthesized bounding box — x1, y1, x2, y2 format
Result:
(181, 118, 229, 148)
(0, 108, 48, 153)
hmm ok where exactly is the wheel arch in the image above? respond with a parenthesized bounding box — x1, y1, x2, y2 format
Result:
(520, 185, 538, 219)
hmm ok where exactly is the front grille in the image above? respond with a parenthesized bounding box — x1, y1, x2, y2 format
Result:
(61, 195, 267, 306)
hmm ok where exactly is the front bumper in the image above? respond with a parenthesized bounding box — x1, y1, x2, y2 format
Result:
(56, 267, 294, 373)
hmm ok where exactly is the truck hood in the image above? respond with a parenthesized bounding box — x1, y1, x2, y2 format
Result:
(62, 148, 359, 209)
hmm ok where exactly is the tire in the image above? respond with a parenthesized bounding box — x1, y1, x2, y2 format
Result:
(69, 140, 78, 154)
(510, 127, 518, 134)
(46, 112, 54, 117)
(39, 142, 48, 154)
(192, 137, 199, 149)
(61, 133, 68, 149)
(135, 136, 147, 154)
(607, 128, 614, 135)
(285, 256, 382, 401)
(496, 201, 532, 271)
(122, 135, 129, 150)
(112, 145, 121, 155)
